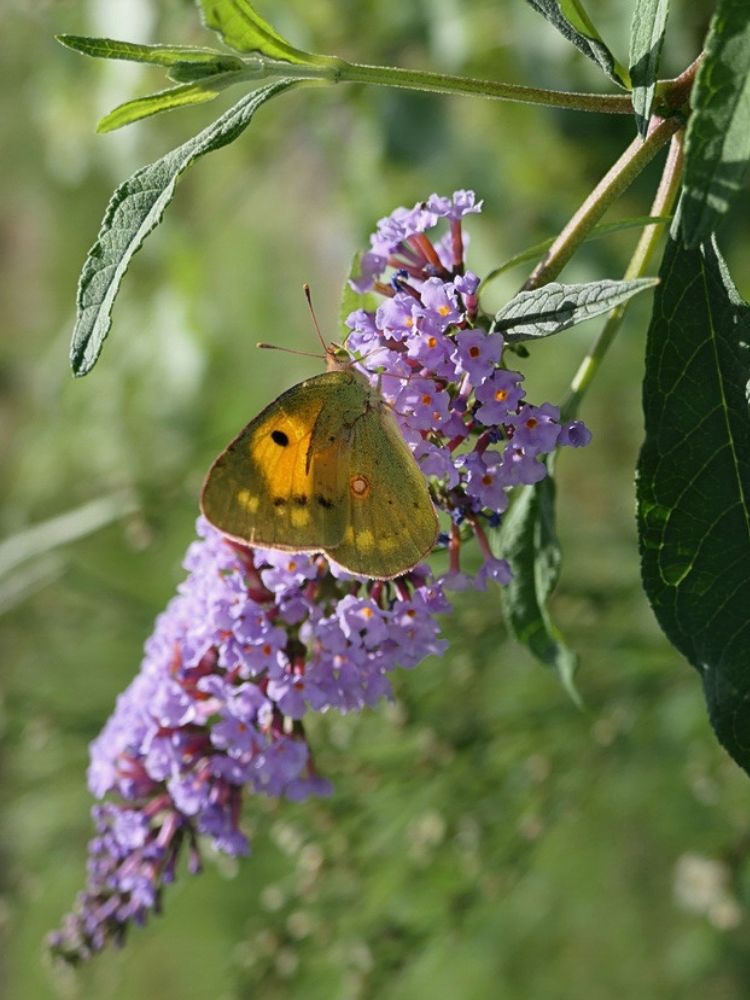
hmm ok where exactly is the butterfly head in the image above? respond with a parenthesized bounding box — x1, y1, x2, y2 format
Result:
(324, 341, 353, 372)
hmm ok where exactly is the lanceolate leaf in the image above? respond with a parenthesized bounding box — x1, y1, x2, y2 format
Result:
(628, 0, 670, 137)
(70, 79, 296, 376)
(497, 467, 580, 702)
(96, 75, 244, 133)
(481, 216, 670, 288)
(57, 34, 245, 74)
(637, 230, 750, 775)
(681, 0, 750, 247)
(525, 0, 629, 87)
(495, 278, 658, 342)
(197, 0, 328, 65)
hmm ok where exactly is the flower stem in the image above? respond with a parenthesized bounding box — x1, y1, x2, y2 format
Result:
(560, 131, 685, 421)
(331, 59, 633, 114)
(523, 116, 682, 291)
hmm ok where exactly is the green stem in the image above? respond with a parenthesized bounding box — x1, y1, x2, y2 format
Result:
(523, 116, 682, 292)
(330, 59, 633, 114)
(560, 130, 685, 421)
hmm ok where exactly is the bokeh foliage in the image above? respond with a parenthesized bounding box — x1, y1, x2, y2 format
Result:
(3, 0, 750, 997)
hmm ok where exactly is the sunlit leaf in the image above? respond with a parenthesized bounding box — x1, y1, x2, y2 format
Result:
(495, 278, 658, 342)
(97, 76, 244, 133)
(628, 0, 670, 137)
(70, 80, 297, 376)
(197, 0, 330, 66)
(57, 34, 245, 74)
(681, 0, 750, 246)
(525, 0, 629, 86)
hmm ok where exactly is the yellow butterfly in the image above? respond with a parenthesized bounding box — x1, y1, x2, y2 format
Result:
(200, 350, 439, 579)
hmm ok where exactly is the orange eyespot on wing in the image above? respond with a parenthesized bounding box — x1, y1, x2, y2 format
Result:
(323, 406, 438, 579)
(349, 474, 371, 499)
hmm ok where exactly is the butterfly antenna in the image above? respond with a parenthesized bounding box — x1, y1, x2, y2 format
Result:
(256, 284, 332, 361)
(304, 283, 329, 355)
(256, 342, 324, 358)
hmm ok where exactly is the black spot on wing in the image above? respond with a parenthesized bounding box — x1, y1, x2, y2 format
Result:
(317, 495, 334, 509)
(293, 494, 308, 507)
(273, 497, 286, 508)
(271, 430, 289, 447)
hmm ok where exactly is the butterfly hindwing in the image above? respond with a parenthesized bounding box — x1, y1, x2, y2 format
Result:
(201, 374, 352, 551)
(324, 401, 439, 579)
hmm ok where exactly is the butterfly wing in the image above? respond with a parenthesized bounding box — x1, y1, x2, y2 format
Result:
(325, 401, 439, 579)
(201, 374, 352, 552)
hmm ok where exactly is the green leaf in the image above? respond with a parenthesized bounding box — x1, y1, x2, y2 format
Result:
(167, 62, 249, 83)
(339, 253, 380, 340)
(628, 0, 670, 137)
(57, 34, 246, 74)
(197, 0, 327, 65)
(70, 79, 296, 376)
(494, 278, 658, 342)
(481, 215, 670, 288)
(637, 229, 750, 775)
(96, 75, 244, 133)
(497, 467, 580, 702)
(524, 0, 629, 87)
(681, 0, 750, 247)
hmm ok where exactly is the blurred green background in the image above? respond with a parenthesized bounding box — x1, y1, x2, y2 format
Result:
(3, 1, 750, 997)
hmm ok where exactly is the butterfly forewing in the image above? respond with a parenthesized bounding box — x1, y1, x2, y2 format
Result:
(201, 376, 351, 551)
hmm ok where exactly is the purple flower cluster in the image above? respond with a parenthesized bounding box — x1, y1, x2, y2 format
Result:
(346, 190, 590, 583)
(48, 521, 448, 961)
(49, 190, 591, 962)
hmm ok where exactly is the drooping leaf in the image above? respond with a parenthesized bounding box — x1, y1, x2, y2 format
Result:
(97, 75, 245, 132)
(681, 0, 750, 247)
(628, 0, 670, 137)
(497, 466, 580, 702)
(57, 34, 246, 74)
(70, 79, 297, 376)
(637, 228, 750, 775)
(197, 0, 329, 66)
(525, 0, 629, 87)
(481, 216, 670, 289)
(494, 278, 658, 342)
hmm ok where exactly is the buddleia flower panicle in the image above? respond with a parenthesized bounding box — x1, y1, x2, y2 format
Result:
(346, 189, 591, 586)
(49, 190, 590, 962)
(48, 522, 449, 962)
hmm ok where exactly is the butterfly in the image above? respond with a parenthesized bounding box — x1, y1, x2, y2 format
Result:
(200, 349, 439, 579)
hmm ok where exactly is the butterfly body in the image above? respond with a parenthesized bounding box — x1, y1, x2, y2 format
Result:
(201, 365, 438, 579)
